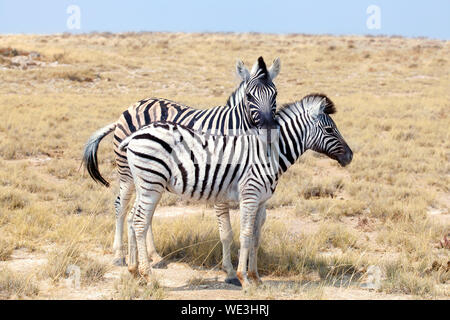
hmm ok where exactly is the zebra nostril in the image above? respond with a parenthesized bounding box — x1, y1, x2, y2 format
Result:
(336, 149, 353, 167)
(346, 148, 353, 161)
(344, 151, 353, 165)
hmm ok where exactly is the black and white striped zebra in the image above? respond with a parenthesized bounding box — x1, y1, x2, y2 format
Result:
(119, 93, 353, 287)
(82, 57, 281, 267)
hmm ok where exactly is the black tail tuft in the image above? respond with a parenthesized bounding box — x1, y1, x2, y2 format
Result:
(82, 123, 116, 187)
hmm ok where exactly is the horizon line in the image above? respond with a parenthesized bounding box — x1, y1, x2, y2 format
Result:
(1, 31, 448, 41)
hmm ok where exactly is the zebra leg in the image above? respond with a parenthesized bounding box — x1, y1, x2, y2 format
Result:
(133, 188, 162, 282)
(236, 199, 259, 288)
(215, 202, 240, 286)
(146, 213, 164, 268)
(248, 204, 266, 285)
(112, 180, 135, 266)
(127, 202, 139, 276)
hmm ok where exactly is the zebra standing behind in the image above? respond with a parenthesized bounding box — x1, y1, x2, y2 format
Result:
(82, 57, 281, 274)
(119, 93, 353, 287)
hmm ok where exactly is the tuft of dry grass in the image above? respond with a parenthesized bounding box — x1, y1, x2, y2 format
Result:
(0, 267, 39, 298)
(382, 259, 438, 297)
(83, 259, 109, 285)
(42, 243, 108, 285)
(43, 244, 82, 282)
(0, 238, 15, 261)
(301, 177, 344, 200)
(154, 215, 226, 267)
(113, 273, 165, 300)
(0, 186, 29, 210)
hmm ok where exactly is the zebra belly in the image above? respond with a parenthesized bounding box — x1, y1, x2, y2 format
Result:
(166, 174, 240, 204)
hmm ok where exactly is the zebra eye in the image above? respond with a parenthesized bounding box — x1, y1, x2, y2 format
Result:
(246, 93, 253, 102)
(324, 127, 333, 134)
(251, 112, 260, 123)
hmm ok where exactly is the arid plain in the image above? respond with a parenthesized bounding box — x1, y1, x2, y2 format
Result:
(0, 32, 448, 299)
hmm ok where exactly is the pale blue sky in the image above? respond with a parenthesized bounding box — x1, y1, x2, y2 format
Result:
(0, 0, 449, 39)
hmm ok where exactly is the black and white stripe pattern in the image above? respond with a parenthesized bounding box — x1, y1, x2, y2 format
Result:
(120, 93, 353, 286)
(82, 57, 281, 267)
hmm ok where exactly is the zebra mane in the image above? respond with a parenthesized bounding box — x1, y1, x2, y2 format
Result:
(250, 56, 269, 78)
(279, 93, 336, 115)
(225, 80, 246, 107)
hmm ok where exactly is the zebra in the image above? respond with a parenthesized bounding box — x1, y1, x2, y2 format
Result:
(119, 93, 353, 287)
(82, 57, 281, 272)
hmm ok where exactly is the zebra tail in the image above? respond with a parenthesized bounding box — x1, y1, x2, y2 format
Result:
(82, 122, 117, 187)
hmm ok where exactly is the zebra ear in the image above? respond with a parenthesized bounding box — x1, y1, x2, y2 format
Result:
(304, 94, 335, 119)
(268, 57, 281, 80)
(236, 60, 250, 81)
(250, 59, 259, 75)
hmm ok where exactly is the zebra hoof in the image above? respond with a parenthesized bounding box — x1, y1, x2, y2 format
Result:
(225, 277, 242, 287)
(128, 266, 139, 277)
(112, 257, 127, 266)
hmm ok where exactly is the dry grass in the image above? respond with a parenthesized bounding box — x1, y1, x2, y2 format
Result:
(42, 244, 109, 285)
(0, 238, 15, 261)
(113, 273, 165, 300)
(0, 32, 448, 299)
(245, 280, 326, 300)
(186, 275, 211, 287)
(153, 215, 368, 285)
(0, 267, 39, 298)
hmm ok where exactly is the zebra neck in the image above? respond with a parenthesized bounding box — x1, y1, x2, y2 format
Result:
(276, 102, 310, 174)
(225, 80, 246, 108)
(224, 81, 253, 130)
(221, 81, 253, 135)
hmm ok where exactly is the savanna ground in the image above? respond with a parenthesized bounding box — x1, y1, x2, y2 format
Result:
(0, 32, 448, 300)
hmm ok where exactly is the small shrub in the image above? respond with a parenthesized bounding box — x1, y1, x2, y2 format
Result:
(319, 224, 359, 251)
(301, 178, 344, 200)
(43, 244, 108, 285)
(382, 259, 437, 297)
(0, 268, 39, 298)
(113, 273, 165, 300)
(83, 259, 109, 285)
(0, 239, 15, 261)
(0, 187, 29, 210)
